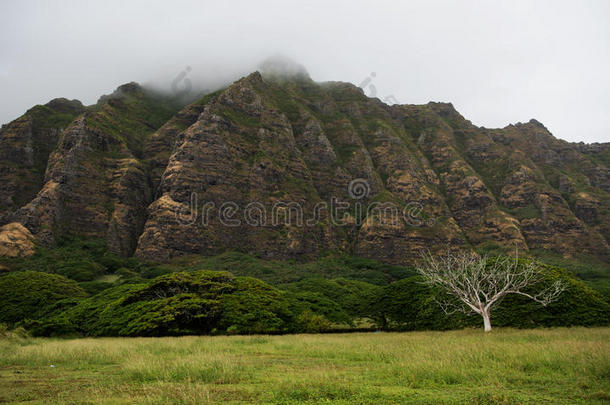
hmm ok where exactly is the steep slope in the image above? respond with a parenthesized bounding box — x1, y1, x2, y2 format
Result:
(134, 71, 609, 264)
(0, 98, 84, 221)
(394, 104, 609, 260)
(136, 73, 338, 261)
(9, 84, 182, 256)
(1, 70, 608, 267)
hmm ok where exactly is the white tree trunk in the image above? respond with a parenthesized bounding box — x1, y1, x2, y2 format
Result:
(482, 310, 491, 332)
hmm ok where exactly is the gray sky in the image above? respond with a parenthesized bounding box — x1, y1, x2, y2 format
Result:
(1, 0, 609, 143)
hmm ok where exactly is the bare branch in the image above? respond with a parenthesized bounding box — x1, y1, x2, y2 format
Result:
(415, 249, 567, 331)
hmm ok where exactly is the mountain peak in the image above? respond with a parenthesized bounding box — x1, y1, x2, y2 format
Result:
(258, 55, 310, 80)
(243, 71, 264, 84)
(1, 71, 608, 268)
(116, 82, 142, 94)
(95, 82, 144, 105)
(45, 98, 84, 114)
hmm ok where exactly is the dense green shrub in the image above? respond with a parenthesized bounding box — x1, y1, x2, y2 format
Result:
(0, 238, 126, 282)
(370, 261, 609, 330)
(54, 260, 105, 281)
(64, 271, 235, 336)
(0, 237, 168, 285)
(370, 276, 472, 330)
(295, 310, 332, 332)
(283, 290, 352, 326)
(0, 271, 87, 325)
(0, 240, 418, 301)
(280, 278, 381, 319)
(492, 264, 610, 327)
(78, 281, 116, 295)
(220, 278, 293, 334)
(32, 271, 317, 336)
(168, 251, 416, 286)
(118, 294, 224, 336)
(3, 247, 608, 337)
(32, 284, 140, 336)
(527, 249, 610, 300)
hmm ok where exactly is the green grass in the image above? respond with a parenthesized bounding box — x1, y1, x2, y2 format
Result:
(0, 327, 608, 404)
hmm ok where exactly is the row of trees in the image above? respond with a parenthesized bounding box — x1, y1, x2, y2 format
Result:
(0, 252, 607, 336)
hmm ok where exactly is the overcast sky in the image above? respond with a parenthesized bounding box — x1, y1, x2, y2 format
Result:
(1, 0, 609, 143)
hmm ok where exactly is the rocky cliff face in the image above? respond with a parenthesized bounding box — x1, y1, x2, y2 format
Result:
(4, 84, 181, 256)
(0, 98, 84, 221)
(1, 70, 608, 265)
(0, 223, 35, 257)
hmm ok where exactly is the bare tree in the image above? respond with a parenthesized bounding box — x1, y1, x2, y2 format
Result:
(416, 251, 567, 332)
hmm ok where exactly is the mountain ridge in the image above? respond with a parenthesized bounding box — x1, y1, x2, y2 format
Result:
(0, 71, 608, 267)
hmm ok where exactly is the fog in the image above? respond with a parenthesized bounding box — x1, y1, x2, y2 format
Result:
(1, 0, 609, 142)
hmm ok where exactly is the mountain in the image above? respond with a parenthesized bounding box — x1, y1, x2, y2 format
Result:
(0, 68, 608, 269)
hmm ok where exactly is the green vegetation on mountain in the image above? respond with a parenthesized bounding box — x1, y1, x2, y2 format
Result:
(0, 98, 84, 217)
(0, 66, 609, 337)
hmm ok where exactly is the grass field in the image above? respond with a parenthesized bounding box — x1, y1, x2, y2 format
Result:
(0, 328, 608, 404)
